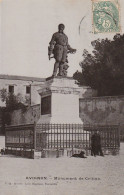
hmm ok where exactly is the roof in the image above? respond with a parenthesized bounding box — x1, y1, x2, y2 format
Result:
(0, 74, 45, 82)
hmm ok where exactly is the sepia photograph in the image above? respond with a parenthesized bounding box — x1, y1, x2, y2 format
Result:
(0, 0, 124, 194)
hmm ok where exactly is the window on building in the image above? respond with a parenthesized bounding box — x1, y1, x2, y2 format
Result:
(26, 86, 31, 94)
(8, 85, 14, 93)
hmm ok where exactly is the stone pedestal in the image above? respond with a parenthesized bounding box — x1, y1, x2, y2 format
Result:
(37, 76, 83, 124)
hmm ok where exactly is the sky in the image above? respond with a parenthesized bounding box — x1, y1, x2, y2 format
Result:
(0, 0, 124, 78)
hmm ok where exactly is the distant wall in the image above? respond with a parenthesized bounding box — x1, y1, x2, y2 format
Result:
(79, 96, 124, 140)
(9, 86, 96, 126)
(79, 96, 124, 125)
(79, 86, 97, 98)
(10, 96, 124, 127)
(10, 104, 40, 125)
(10, 96, 124, 139)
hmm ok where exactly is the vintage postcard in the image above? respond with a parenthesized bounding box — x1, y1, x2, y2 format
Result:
(0, 0, 124, 195)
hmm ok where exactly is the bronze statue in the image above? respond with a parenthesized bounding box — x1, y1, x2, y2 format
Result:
(48, 24, 76, 77)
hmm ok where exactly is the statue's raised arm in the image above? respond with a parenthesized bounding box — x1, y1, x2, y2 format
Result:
(48, 24, 76, 77)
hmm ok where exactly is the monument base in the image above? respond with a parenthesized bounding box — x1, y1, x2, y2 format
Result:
(37, 76, 83, 124)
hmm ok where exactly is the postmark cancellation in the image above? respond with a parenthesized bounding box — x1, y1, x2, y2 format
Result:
(92, 0, 121, 33)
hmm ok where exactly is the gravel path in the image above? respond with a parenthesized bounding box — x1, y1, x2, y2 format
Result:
(0, 136, 124, 195)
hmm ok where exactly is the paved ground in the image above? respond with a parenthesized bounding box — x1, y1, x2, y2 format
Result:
(0, 136, 124, 195)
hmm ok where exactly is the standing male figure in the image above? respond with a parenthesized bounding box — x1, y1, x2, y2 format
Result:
(48, 24, 76, 76)
(91, 131, 104, 157)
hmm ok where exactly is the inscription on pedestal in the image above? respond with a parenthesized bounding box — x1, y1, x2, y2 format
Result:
(41, 96, 51, 115)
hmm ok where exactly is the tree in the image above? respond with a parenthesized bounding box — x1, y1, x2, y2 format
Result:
(0, 88, 7, 102)
(73, 71, 86, 86)
(0, 89, 28, 111)
(73, 34, 124, 96)
(0, 90, 27, 128)
(5, 93, 27, 112)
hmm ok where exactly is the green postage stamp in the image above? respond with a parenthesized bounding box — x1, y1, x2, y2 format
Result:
(92, 0, 121, 33)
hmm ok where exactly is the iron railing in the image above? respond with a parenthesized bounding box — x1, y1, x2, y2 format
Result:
(36, 124, 89, 150)
(5, 123, 120, 154)
(5, 124, 35, 149)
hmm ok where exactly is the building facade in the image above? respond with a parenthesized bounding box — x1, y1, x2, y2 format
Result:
(0, 74, 45, 107)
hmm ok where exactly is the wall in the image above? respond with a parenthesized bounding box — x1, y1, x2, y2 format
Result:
(79, 96, 124, 125)
(10, 95, 124, 125)
(11, 95, 124, 125)
(10, 95, 124, 136)
(79, 86, 97, 98)
(10, 104, 40, 125)
(79, 96, 124, 140)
